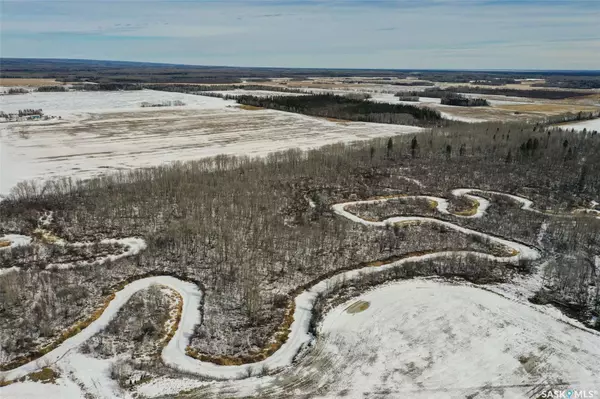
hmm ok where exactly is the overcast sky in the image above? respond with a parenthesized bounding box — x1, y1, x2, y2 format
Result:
(1, 0, 599, 70)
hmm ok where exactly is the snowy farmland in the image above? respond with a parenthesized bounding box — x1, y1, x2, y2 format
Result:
(0, 89, 230, 119)
(558, 118, 600, 132)
(2, 85, 600, 399)
(205, 89, 307, 97)
(131, 279, 600, 399)
(4, 278, 599, 399)
(0, 90, 422, 196)
(308, 280, 600, 399)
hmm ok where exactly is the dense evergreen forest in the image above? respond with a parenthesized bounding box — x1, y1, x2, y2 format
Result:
(410, 87, 590, 100)
(534, 77, 600, 89)
(3, 58, 599, 85)
(71, 83, 142, 91)
(232, 94, 445, 127)
(145, 84, 305, 94)
(440, 94, 489, 107)
(36, 86, 67, 92)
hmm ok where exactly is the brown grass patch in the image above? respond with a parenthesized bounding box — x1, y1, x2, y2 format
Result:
(239, 104, 263, 111)
(345, 300, 370, 314)
(369, 194, 407, 201)
(1, 367, 60, 387)
(496, 103, 598, 115)
(26, 367, 59, 384)
(32, 228, 62, 244)
(161, 291, 183, 348)
(453, 199, 479, 217)
(324, 117, 351, 124)
(0, 78, 61, 87)
(0, 240, 11, 248)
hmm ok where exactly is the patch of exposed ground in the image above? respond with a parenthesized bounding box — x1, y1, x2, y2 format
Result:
(0, 78, 61, 87)
(496, 103, 599, 115)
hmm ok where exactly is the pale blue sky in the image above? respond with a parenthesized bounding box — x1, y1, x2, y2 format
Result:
(1, 0, 599, 70)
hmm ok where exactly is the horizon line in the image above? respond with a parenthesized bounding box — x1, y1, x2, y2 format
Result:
(2, 57, 600, 74)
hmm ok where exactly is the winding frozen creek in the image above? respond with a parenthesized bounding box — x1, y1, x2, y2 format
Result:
(1, 188, 599, 399)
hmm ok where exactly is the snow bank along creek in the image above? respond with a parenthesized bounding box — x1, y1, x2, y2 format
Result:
(0, 188, 565, 382)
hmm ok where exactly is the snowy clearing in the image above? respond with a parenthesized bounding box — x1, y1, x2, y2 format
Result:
(206, 89, 306, 97)
(10, 278, 598, 399)
(310, 280, 600, 399)
(0, 234, 32, 250)
(136, 279, 600, 399)
(557, 118, 600, 132)
(0, 89, 230, 120)
(0, 91, 423, 196)
(1, 377, 84, 399)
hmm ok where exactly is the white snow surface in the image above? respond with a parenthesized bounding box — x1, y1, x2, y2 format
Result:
(368, 93, 486, 123)
(0, 378, 83, 399)
(0, 234, 32, 249)
(0, 234, 33, 275)
(137, 278, 600, 399)
(332, 192, 538, 263)
(206, 89, 306, 97)
(0, 234, 146, 275)
(310, 280, 600, 399)
(558, 118, 600, 132)
(0, 90, 423, 196)
(0, 89, 230, 120)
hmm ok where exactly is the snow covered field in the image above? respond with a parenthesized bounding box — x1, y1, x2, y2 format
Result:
(559, 118, 600, 132)
(368, 93, 534, 123)
(0, 90, 422, 196)
(308, 280, 600, 399)
(135, 280, 600, 399)
(0, 89, 229, 120)
(5, 279, 599, 398)
(206, 89, 307, 97)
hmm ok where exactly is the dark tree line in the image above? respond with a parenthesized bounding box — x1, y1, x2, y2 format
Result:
(470, 78, 519, 86)
(409, 87, 590, 100)
(544, 111, 600, 127)
(440, 94, 489, 107)
(17, 109, 43, 117)
(36, 86, 67, 92)
(389, 81, 435, 87)
(71, 83, 142, 91)
(394, 93, 420, 102)
(145, 84, 306, 94)
(5, 88, 28, 95)
(534, 77, 600, 90)
(233, 94, 445, 127)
